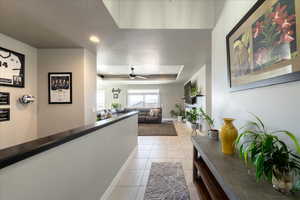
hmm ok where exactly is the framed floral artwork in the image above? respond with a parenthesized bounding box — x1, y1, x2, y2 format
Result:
(226, 0, 300, 92)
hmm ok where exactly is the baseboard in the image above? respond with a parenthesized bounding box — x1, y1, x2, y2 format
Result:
(99, 146, 137, 200)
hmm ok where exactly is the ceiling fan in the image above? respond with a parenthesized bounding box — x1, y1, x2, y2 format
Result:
(129, 67, 147, 80)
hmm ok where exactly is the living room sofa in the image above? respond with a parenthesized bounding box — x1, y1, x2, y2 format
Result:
(124, 108, 162, 123)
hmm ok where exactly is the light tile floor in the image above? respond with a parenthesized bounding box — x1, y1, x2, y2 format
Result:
(107, 122, 201, 200)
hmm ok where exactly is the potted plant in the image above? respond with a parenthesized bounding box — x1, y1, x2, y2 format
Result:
(170, 104, 185, 121)
(191, 83, 204, 97)
(235, 114, 300, 194)
(111, 103, 123, 112)
(191, 84, 198, 97)
(199, 108, 219, 140)
(186, 108, 200, 130)
(111, 103, 121, 109)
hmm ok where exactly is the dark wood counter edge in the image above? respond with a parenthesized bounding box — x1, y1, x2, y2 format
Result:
(0, 111, 139, 169)
(191, 136, 239, 200)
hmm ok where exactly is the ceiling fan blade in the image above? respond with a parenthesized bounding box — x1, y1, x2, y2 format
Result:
(129, 75, 135, 80)
(136, 75, 147, 79)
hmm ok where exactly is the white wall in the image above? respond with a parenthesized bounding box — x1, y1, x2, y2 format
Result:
(190, 66, 206, 96)
(0, 33, 38, 149)
(0, 114, 138, 200)
(103, 0, 215, 29)
(84, 49, 97, 125)
(38, 49, 97, 137)
(212, 0, 300, 140)
(37, 49, 85, 136)
(101, 83, 184, 119)
(188, 65, 207, 111)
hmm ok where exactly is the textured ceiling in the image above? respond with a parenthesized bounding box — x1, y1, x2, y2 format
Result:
(0, 0, 212, 83)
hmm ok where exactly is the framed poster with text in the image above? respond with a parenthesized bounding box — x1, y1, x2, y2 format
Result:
(48, 72, 72, 104)
(0, 46, 25, 88)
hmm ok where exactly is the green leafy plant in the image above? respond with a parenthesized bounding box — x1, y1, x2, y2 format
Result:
(170, 104, 185, 118)
(199, 108, 215, 130)
(191, 83, 203, 97)
(111, 103, 121, 109)
(190, 83, 198, 97)
(235, 114, 300, 190)
(186, 108, 199, 124)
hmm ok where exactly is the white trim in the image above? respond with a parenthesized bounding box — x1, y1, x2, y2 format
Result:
(176, 65, 184, 80)
(99, 147, 137, 200)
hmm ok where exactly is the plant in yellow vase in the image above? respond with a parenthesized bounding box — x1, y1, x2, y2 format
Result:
(220, 118, 238, 155)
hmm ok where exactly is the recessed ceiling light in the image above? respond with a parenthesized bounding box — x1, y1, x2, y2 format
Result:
(89, 35, 100, 43)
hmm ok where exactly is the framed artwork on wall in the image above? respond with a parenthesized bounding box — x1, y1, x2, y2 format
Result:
(226, 0, 300, 92)
(48, 72, 72, 104)
(0, 46, 25, 88)
(0, 108, 10, 122)
(0, 92, 10, 105)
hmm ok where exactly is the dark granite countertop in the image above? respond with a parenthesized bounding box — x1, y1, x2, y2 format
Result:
(191, 135, 299, 200)
(0, 111, 138, 169)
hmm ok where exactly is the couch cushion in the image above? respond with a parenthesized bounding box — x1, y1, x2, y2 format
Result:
(150, 108, 161, 117)
(146, 116, 159, 121)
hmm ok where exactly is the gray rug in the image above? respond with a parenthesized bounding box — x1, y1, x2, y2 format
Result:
(144, 162, 190, 200)
(138, 123, 177, 136)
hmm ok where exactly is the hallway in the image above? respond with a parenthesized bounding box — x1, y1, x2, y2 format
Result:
(107, 122, 200, 200)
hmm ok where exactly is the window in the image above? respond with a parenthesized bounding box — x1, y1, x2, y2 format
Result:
(97, 89, 105, 110)
(127, 89, 160, 108)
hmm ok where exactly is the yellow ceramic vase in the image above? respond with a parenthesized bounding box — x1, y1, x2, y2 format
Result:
(220, 118, 238, 155)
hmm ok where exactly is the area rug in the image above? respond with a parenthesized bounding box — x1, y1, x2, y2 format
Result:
(138, 123, 177, 136)
(144, 162, 190, 200)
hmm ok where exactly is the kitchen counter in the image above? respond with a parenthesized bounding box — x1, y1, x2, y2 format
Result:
(0, 111, 138, 169)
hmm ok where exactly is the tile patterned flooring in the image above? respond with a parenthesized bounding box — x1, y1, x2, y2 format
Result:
(107, 122, 201, 200)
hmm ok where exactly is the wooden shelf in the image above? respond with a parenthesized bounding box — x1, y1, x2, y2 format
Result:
(191, 136, 300, 200)
(193, 147, 229, 200)
(193, 175, 211, 200)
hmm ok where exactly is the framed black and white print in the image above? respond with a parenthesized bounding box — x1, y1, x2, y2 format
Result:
(0, 108, 10, 122)
(0, 46, 25, 88)
(48, 72, 72, 104)
(0, 92, 10, 105)
(226, 0, 300, 92)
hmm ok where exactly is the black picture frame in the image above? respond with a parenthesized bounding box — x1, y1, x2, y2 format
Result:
(226, 0, 300, 92)
(0, 46, 25, 88)
(0, 108, 10, 122)
(0, 92, 10, 105)
(48, 72, 72, 104)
